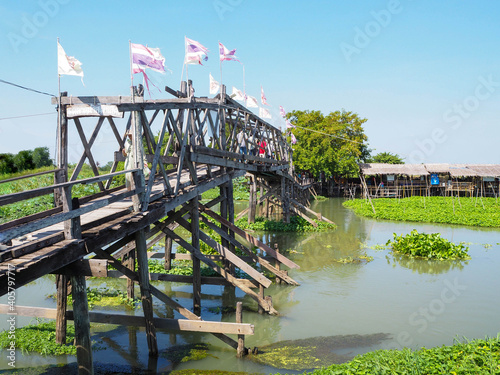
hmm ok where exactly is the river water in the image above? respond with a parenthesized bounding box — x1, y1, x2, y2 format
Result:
(1, 198, 499, 374)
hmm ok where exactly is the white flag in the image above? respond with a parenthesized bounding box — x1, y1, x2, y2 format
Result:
(57, 41, 84, 83)
(209, 73, 220, 95)
(259, 107, 272, 119)
(246, 95, 258, 108)
(231, 86, 245, 101)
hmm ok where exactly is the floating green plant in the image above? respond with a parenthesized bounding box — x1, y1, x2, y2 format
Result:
(162, 343, 217, 364)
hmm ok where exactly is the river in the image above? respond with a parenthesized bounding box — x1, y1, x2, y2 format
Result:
(1, 198, 499, 374)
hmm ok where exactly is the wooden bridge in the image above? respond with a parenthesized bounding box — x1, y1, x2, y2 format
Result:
(0, 82, 331, 373)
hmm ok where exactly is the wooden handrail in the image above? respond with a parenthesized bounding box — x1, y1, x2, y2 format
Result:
(0, 168, 140, 206)
(0, 168, 63, 185)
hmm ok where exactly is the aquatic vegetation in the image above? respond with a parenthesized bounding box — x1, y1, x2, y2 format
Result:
(172, 371, 263, 375)
(0, 320, 77, 355)
(162, 343, 217, 364)
(236, 216, 336, 232)
(387, 230, 470, 260)
(250, 333, 390, 371)
(313, 195, 328, 201)
(333, 255, 373, 264)
(343, 196, 500, 227)
(388, 253, 468, 275)
(301, 335, 500, 375)
(483, 243, 493, 249)
(48, 287, 141, 309)
(368, 243, 390, 250)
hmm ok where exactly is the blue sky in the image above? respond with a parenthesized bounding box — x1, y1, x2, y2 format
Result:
(1, 0, 499, 165)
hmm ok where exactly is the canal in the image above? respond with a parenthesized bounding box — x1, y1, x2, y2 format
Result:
(1, 198, 499, 373)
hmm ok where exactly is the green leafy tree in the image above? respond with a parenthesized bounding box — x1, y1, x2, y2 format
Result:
(0, 153, 17, 174)
(32, 147, 53, 168)
(368, 151, 404, 164)
(13, 150, 34, 172)
(288, 110, 370, 178)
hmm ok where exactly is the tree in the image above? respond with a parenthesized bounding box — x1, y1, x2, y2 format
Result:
(32, 147, 53, 168)
(288, 110, 370, 178)
(368, 151, 404, 164)
(13, 150, 34, 172)
(0, 154, 17, 174)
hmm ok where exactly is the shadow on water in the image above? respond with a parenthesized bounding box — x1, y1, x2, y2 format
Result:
(387, 252, 468, 274)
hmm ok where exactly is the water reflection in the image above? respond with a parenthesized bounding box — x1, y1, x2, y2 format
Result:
(387, 252, 468, 274)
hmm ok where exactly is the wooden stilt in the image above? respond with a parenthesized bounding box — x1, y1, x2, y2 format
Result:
(71, 274, 93, 375)
(164, 235, 172, 271)
(249, 176, 257, 223)
(258, 284, 264, 314)
(274, 244, 281, 285)
(55, 274, 68, 345)
(124, 250, 135, 300)
(135, 229, 158, 357)
(236, 301, 246, 358)
(191, 196, 201, 315)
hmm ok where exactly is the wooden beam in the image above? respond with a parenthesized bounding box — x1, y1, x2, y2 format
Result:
(53, 259, 108, 277)
(0, 305, 254, 335)
(70, 275, 93, 375)
(199, 204, 300, 269)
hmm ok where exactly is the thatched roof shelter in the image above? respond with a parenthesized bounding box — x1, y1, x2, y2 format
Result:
(359, 163, 428, 176)
(467, 164, 500, 177)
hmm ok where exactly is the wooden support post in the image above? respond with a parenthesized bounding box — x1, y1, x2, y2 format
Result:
(54, 92, 68, 207)
(124, 250, 135, 300)
(274, 243, 281, 284)
(135, 229, 158, 357)
(164, 235, 172, 271)
(258, 284, 264, 315)
(191, 196, 201, 315)
(236, 301, 246, 358)
(281, 176, 290, 223)
(70, 275, 93, 375)
(55, 274, 68, 345)
(249, 176, 257, 224)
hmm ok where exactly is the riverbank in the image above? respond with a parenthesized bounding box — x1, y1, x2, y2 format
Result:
(343, 196, 500, 227)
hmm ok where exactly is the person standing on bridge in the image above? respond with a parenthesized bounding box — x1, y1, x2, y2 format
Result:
(237, 128, 247, 156)
(259, 139, 267, 158)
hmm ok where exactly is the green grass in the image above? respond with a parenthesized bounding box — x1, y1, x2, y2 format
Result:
(343, 196, 500, 227)
(297, 335, 500, 375)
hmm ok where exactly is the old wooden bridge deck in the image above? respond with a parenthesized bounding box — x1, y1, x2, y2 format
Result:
(0, 82, 330, 373)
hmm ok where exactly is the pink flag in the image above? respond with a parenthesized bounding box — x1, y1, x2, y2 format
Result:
(261, 86, 269, 106)
(185, 37, 209, 65)
(279, 106, 286, 118)
(219, 42, 239, 62)
(290, 133, 297, 144)
(131, 43, 165, 74)
(286, 120, 295, 129)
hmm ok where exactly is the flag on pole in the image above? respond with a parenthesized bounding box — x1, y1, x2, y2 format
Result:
(131, 43, 165, 73)
(261, 86, 269, 106)
(231, 86, 245, 101)
(259, 107, 272, 119)
(286, 120, 295, 129)
(209, 73, 220, 95)
(246, 95, 258, 108)
(279, 105, 287, 118)
(290, 133, 297, 144)
(185, 37, 209, 65)
(57, 41, 84, 83)
(219, 42, 239, 62)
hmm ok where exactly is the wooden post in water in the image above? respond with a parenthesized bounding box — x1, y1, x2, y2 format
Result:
(258, 284, 264, 315)
(54, 92, 68, 207)
(249, 176, 257, 223)
(164, 235, 173, 270)
(71, 274, 93, 375)
(135, 229, 158, 356)
(191, 196, 201, 315)
(236, 302, 246, 358)
(274, 243, 281, 285)
(55, 275, 68, 345)
(124, 249, 135, 300)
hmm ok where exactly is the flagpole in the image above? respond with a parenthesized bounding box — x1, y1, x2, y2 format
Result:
(57, 37, 61, 168)
(219, 41, 223, 89)
(242, 63, 246, 99)
(129, 40, 135, 102)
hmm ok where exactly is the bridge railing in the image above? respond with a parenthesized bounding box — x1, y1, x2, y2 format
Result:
(0, 168, 143, 244)
(49, 83, 292, 209)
